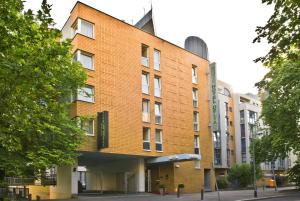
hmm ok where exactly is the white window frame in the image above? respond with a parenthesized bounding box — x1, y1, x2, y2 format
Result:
(77, 85, 95, 103)
(74, 50, 94, 70)
(142, 73, 149, 94)
(155, 103, 162, 124)
(155, 129, 163, 152)
(143, 127, 151, 151)
(192, 65, 198, 84)
(154, 77, 161, 97)
(193, 112, 199, 131)
(142, 99, 150, 122)
(154, 49, 160, 70)
(82, 118, 95, 136)
(141, 44, 149, 67)
(194, 135, 200, 169)
(192, 88, 198, 107)
(72, 18, 94, 39)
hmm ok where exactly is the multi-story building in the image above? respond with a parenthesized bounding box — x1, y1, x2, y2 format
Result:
(214, 81, 236, 176)
(234, 93, 260, 164)
(28, 2, 219, 199)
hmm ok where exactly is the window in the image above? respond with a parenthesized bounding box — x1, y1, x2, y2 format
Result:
(213, 132, 221, 148)
(154, 77, 161, 97)
(142, 99, 150, 122)
(192, 65, 198, 84)
(229, 107, 232, 112)
(194, 135, 200, 155)
(242, 153, 247, 163)
(142, 73, 149, 94)
(224, 88, 231, 97)
(240, 110, 245, 123)
(227, 149, 231, 167)
(77, 85, 94, 103)
(193, 112, 199, 131)
(74, 50, 94, 70)
(224, 102, 229, 116)
(155, 103, 162, 124)
(225, 117, 229, 132)
(81, 119, 94, 136)
(214, 148, 221, 166)
(241, 138, 246, 153)
(72, 18, 94, 38)
(143, 127, 150, 150)
(241, 124, 245, 137)
(141, 44, 149, 67)
(248, 110, 257, 124)
(192, 88, 198, 107)
(154, 49, 160, 70)
(155, 129, 163, 151)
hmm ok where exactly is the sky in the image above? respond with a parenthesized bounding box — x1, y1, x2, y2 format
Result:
(24, 0, 273, 94)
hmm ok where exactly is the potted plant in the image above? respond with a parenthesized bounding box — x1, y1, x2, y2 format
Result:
(159, 184, 165, 195)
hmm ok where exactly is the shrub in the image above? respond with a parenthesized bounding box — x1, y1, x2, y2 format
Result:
(217, 176, 229, 189)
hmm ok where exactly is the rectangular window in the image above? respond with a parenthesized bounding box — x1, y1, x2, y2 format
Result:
(155, 129, 163, 152)
(241, 124, 245, 137)
(192, 65, 198, 84)
(224, 102, 229, 116)
(77, 85, 94, 103)
(248, 110, 257, 124)
(154, 77, 161, 97)
(154, 49, 160, 70)
(81, 20, 94, 38)
(193, 111, 199, 131)
(74, 50, 94, 70)
(142, 73, 149, 94)
(81, 119, 94, 136)
(155, 102, 162, 124)
(240, 110, 245, 123)
(242, 153, 247, 163)
(72, 19, 94, 38)
(194, 135, 200, 155)
(143, 127, 150, 150)
(142, 99, 150, 122)
(141, 44, 149, 67)
(192, 88, 198, 107)
(225, 117, 229, 132)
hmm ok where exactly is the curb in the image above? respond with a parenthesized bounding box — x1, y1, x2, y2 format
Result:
(236, 194, 287, 201)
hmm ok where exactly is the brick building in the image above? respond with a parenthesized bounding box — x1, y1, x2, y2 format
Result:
(29, 1, 219, 199)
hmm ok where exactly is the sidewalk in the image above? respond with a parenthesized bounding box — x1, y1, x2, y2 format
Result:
(53, 186, 298, 201)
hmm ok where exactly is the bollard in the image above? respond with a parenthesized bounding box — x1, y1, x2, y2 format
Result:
(177, 187, 180, 198)
(201, 189, 204, 200)
(254, 189, 257, 198)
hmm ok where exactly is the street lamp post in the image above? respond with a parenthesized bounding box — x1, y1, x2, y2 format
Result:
(252, 123, 258, 198)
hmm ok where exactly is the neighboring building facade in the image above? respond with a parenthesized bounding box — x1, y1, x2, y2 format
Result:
(29, 1, 219, 199)
(214, 81, 236, 176)
(234, 93, 260, 164)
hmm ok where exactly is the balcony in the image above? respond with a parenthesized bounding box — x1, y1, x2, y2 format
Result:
(141, 57, 149, 67)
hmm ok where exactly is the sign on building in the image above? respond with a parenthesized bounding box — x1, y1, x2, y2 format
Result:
(209, 63, 219, 132)
(97, 111, 109, 149)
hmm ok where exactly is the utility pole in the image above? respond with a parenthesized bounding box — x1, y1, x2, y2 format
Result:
(252, 123, 257, 198)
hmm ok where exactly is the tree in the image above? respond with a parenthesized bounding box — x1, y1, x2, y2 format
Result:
(254, 0, 300, 186)
(253, 0, 300, 63)
(0, 0, 87, 178)
(228, 164, 262, 188)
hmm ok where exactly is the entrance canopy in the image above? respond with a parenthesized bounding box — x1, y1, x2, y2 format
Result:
(146, 154, 201, 164)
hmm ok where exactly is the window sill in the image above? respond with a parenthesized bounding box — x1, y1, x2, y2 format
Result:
(72, 33, 95, 41)
(156, 150, 163, 153)
(143, 149, 151, 152)
(86, 134, 95, 137)
(75, 100, 95, 104)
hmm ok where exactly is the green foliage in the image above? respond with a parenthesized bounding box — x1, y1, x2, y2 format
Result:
(0, 0, 86, 177)
(178, 183, 184, 188)
(228, 164, 262, 188)
(288, 160, 300, 187)
(254, 0, 300, 63)
(216, 176, 229, 189)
